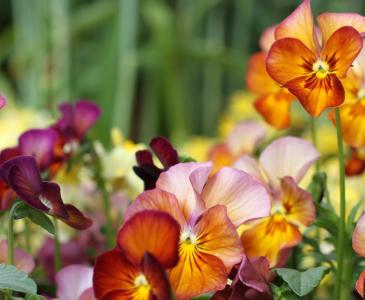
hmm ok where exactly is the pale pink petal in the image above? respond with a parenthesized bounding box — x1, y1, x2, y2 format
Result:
(226, 121, 267, 156)
(317, 13, 365, 45)
(201, 167, 271, 227)
(0, 240, 35, 274)
(275, 0, 318, 53)
(156, 162, 211, 220)
(124, 188, 186, 227)
(234, 155, 266, 184)
(79, 288, 96, 300)
(56, 265, 93, 300)
(353, 213, 365, 257)
(259, 25, 277, 52)
(259, 137, 319, 191)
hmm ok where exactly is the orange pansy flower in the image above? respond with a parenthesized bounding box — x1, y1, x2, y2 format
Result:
(266, 0, 365, 117)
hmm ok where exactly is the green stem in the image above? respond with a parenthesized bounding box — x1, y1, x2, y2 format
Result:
(310, 118, 320, 172)
(53, 217, 62, 272)
(333, 107, 347, 300)
(7, 201, 22, 299)
(24, 218, 31, 253)
(100, 180, 114, 249)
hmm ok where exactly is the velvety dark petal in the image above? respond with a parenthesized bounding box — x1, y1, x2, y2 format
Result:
(142, 253, 172, 300)
(1, 156, 47, 211)
(19, 129, 58, 170)
(56, 102, 74, 138)
(0, 147, 20, 165)
(0, 181, 16, 212)
(73, 100, 101, 140)
(58, 204, 93, 230)
(133, 165, 162, 190)
(40, 182, 68, 219)
(150, 137, 179, 169)
(136, 150, 154, 166)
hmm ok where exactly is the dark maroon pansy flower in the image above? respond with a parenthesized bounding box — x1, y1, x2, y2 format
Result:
(54, 100, 101, 143)
(0, 156, 92, 230)
(19, 129, 58, 171)
(133, 137, 179, 190)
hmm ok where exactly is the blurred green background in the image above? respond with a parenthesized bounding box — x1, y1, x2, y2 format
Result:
(0, 0, 364, 145)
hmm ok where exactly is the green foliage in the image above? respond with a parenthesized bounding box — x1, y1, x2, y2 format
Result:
(275, 267, 328, 297)
(0, 264, 37, 295)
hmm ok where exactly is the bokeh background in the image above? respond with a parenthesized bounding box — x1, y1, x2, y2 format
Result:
(0, 0, 364, 146)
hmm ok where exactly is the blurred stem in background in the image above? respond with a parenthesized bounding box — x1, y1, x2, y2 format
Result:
(113, 0, 139, 136)
(49, 0, 70, 107)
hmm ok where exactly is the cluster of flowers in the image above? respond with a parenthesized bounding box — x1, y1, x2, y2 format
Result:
(3, 0, 365, 299)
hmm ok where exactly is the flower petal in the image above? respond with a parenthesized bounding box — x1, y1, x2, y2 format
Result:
(60, 204, 93, 230)
(56, 265, 94, 300)
(156, 162, 211, 220)
(19, 129, 58, 171)
(201, 167, 271, 226)
(1, 156, 47, 211)
(266, 38, 316, 86)
(0, 95, 7, 109)
(321, 26, 363, 79)
(125, 189, 186, 227)
(246, 52, 279, 95)
(194, 205, 243, 269)
(317, 12, 365, 45)
(280, 177, 315, 226)
(345, 149, 365, 176)
(353, 213, 365, 257)
(150, 137, 179, 169)
(117, 210, 180, 268)
(41, 182, 68, 219)
(169, 251, 227, 300)
(356, 270, 365, 298)
(73, 100, 101, 140)
(241, 216, 302, 267)
(284, 73, 345, 117)
(226, 121, 267, 156)
(259, 25, 276, 52)
(254, 90, 294, 129)
(275, 0, 318, 52)
(259, 136, 319, 190)
(93, 249, 139, 299)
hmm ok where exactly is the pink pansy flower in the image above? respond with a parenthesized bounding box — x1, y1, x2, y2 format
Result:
(56, 265, 95, 300)
(0, 240, 35, 273)
(235, 137, 319, 266)
(125, 162, 271, 299)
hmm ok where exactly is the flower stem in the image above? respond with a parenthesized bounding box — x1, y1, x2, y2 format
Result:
(310, 118, 320, 172)
(333, 107, 347, 300)
(53, 217, 62, 272)
(7, 201, 22, 299)
(100, 180, 114, 248)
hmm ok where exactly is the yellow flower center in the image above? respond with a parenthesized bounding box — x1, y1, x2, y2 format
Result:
(312, 60, 330, 79)
(180, 229, 198, 254)
(134, 274, 151, 298)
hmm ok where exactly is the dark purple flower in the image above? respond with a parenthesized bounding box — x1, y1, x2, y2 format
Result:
(54, 100, 101, 142)
(0, 156, 92, 230)
(19, 129, 58, 171)
(133, 137, 179, 190)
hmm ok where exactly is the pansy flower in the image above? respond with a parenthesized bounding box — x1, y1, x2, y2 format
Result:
(0, 155, 92, 230)
(93, 210, 180, 300)
(235, 137, 318, 266)
(352, 213, 365, 298)
(208, 121, 267, 173)
(246, 26, 295, 129)
(126, 162, 271, 299)
(133, 136, 179, 190)
(266, 0, 365, 116)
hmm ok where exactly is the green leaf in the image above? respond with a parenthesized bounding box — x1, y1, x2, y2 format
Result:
(179, 155, 196, 163)
(28, 210, 55, 235)
(25, 294, 45, 300)
(276, 267, 328, 296)
(271, 284, 301, 300)
(307, 172, 328, 203)
(13, 202, 31, 220)
(0, 264, 37, 294)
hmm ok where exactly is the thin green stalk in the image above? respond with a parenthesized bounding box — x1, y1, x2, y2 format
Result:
(310, 118, 320, 172)
(24, 218, 31, 253)
(99, 180, 114, 249)
(53, 217, 62, 272)
(7, 201, 22, 299)
(333, 107, 348, 300)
